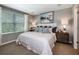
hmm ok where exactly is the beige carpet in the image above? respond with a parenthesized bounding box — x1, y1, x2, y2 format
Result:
(0, 42, 38, 55)
(53, 43, 79, 55)
(0, 42, 79, 55)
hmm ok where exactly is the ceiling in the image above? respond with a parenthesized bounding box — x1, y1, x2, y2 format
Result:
(2, 4, 73, 15)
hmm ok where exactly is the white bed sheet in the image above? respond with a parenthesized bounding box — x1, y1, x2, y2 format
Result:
(16, 32, 57, 55)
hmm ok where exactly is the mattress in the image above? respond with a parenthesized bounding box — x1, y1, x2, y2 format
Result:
(16, 32, 57, 55)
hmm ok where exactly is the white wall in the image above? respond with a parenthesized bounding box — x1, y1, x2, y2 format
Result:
(73, 5, 78, 49)
(28, 15, 37, 30)
(36, 15, 41, 24)
(36, 8, 73, 43)
(24, 14, 29, 32)
(54, 8, 73, 43)
(54, 5, 79, 49)
(77, 5, 79, 49)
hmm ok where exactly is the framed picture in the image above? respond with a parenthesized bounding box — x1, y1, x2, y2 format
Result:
(40, 11, 54, 23)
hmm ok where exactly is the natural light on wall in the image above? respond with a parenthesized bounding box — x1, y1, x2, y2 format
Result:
(61, 17, 69, 32)
(30, 18, 37, 28)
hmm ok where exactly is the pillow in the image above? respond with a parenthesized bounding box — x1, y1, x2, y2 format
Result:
(48, 27, 52, 33)
(35, 26, 39, 32)
(48, 27, 57, 33)
(35, 26, 43, 32)
(39, 26, 43, 32)
(42, 27, 49, 33)
(52, 27, 57, 33)
(52, 32, 57, 41)
(35, 26, 57, 33)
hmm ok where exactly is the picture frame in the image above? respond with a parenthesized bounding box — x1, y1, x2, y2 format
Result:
(40, 11, 54, 24)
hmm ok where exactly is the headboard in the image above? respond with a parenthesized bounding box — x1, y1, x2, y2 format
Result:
(36, 23, 57, 33)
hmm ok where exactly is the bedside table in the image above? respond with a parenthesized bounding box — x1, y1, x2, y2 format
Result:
(29, 29, 35, 32)
(29, 27, 35, 32)
(56, 31, 69, 43)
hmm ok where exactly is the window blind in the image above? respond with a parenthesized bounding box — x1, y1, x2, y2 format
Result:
(2, 7, 25, 33)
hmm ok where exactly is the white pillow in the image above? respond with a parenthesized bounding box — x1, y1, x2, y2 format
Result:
(52, 33, 57, 41)
(48, 28, 52, 33)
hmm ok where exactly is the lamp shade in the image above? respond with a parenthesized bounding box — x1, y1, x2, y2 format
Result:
(61, 20, 68, 25)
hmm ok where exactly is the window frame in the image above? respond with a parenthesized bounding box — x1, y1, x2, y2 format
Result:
(1, 7, 25, 33)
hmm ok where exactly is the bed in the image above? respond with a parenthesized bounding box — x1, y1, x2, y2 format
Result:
(16, 32, 57, 55)
(17, 32, 56, 55)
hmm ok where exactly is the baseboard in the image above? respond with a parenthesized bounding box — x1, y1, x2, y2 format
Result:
(56, 41, 72, 44)
(0, 40, 16, 46)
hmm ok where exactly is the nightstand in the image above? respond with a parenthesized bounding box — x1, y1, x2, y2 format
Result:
(29, 27, 35, 32)
(29, 29, 35, 32)
(56, 31, 69, 43)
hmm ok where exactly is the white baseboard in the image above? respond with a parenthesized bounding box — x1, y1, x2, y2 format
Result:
(74, 45, 77, 49)
(0, 40, 16, 46)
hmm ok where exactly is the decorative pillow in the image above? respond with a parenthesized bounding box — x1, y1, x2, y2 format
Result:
(39, 26, 43, 32)
(35, 26, 39, 32)
(52, 32, 57, 41)
(35, 26, 43, 32)
(42, 26, 49, 33)
(52, 27, 57, 33)
(42, 27, 49, 33)
(35, 25, 57, 33)
(48, 27, 52, 33)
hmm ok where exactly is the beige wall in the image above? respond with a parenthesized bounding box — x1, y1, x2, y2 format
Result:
(24, 14, 29, 32)
(77, 5, 79, 48)
(54, 8, 73, 43)
(36, 7, 73, 43)
(28, 15, 37, 30)
(73, 5, 78, 49)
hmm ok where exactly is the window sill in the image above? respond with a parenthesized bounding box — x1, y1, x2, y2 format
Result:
(2, 31, 24, 35)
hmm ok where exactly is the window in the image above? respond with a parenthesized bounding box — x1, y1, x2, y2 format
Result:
(2, 7, 25, 33)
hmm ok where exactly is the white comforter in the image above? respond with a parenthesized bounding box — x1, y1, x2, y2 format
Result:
(16, 32, 57, 55)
